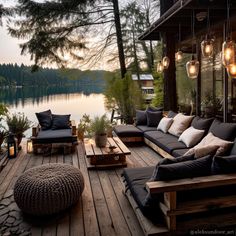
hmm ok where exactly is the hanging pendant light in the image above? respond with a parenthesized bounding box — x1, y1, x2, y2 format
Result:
(157, 61, 164, 73)
(201, 9, 214, 58)
(162, 56, 170, 69)
(222, 0, 235, 67)
(186, 55, 199, 79)
(222, 38, 235, 67)
(176, 24, 183, 62)
(186, 10, 199, 79)
(227, 64, 236, 78)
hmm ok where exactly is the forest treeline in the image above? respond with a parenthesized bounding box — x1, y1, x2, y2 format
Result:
(0, 63, 114, 87)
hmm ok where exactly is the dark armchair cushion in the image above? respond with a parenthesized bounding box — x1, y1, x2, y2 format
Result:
(152, 155, 212, 181)
(136, 110, 147, 125)
(212, 155, 236, 174)
(209, 119, 236, 141)
(51, 114, 71, 130)
(35, 109, 52, 130)
(146, 110, 162, 127)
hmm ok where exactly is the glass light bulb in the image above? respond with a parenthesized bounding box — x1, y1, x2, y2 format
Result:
(228, 63, 236, 78)
(186, 57, 199, 79)
(157, 61, 164, 73)
(162, 56, 170, 69)
(222, 39, 235, 67)
(201, 38, 214, 58)
(175, 50, 183, 62)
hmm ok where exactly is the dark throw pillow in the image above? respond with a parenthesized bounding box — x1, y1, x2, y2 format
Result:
(136, 110, 147, 125)
(191, 116, 214, 134)
(167, 110, 178, 118)
(146, 110, 162, 127)
(51, 114, 71, 130)
(147, 106, 163, 112)
(152, 155, 212, 181)
(209, 119, 236, 141)
(35, 109, 52, 130)
(212, 155, 236, 174)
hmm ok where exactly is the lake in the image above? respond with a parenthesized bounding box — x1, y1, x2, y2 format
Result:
(1, 85, 108, 138)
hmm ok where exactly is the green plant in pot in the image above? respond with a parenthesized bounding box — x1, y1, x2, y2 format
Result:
(90, 114, 111, 147)
(0, 129, 7, 153)
(77, 114, 91, 141)
(6, 113, 32, 149)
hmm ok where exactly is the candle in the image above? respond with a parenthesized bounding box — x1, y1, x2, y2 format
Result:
(9, 146, 14, 156)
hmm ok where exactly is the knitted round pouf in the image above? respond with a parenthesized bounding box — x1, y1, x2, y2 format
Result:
(14, 163, 84, 216)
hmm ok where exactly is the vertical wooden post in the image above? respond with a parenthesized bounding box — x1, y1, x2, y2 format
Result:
(196, 41, 202, 116)
(164, 191, 177, 231)
(223, 22, 228, 122)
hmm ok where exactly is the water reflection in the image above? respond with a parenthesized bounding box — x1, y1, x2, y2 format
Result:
(1, 85, 108, 137)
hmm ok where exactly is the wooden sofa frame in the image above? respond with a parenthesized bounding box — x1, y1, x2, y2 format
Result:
(31, 120, 77, 154)
(124, 173, 236, 236)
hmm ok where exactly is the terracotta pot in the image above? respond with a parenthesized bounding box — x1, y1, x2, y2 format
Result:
(95, 133, 107, 147)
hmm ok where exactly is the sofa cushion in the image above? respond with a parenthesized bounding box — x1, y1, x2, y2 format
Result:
(184, 132, 233, 158)
(157, 117, 173, 133)
(167, 110, 178, 118)
(122, 167, 161, 216)
(136, 110, 147, 125)
(209, 119, 236, 141)
(178, 126, 205, 148)
(136, 125, 157, 132)
(35, 109, 52, 130)
(168, 113, 194, 137)
(191, 116, 214, 134)
(212, 155, 236, 174)
(152, 155, 212, 181)
(172, 148, 190, 157)
(146, 110, 162, 127)
(144, 131, 187, 154)
(114, 125, 143, 137)
(157, 154, 195, 166)
(51, 114, 71, 130)
(230, 139, 236, 155)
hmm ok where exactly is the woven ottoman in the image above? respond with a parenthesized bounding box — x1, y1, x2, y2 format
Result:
(14, 163, 84, 216)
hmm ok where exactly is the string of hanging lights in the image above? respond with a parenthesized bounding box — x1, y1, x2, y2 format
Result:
(175, 24, 183, 62)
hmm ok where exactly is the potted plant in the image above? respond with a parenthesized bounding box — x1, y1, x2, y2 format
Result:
(6, 113, 32, 149)
(90, 114, 111, 147)
(77, 114, 91, 141)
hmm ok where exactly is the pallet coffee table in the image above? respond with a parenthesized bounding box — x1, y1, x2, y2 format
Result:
(84, 137, 131, 169)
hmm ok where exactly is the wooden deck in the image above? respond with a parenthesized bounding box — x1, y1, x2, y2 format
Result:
(0, 142, 162, 236)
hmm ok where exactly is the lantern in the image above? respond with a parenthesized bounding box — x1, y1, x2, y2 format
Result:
(201, 37, 214, 58)
(27, 139, 33, 153)
(175, 50, 183, 62)
(227, 63, 236, 78)
(162, 56, 170, 69)
(222, 39, 235, 67)
(7, 133, 18, 158)
(186, 55, 199, 79)
(157, 61, 164, 73)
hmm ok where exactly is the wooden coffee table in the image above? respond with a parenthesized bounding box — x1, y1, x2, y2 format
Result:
(84, 137, 131, 169)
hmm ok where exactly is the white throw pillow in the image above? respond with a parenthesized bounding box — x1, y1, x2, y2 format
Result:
(168, 113, 194, 137)
(184, 132, 233, 158)
(178, 126, 205, 148)
(157, 117, 173, 133)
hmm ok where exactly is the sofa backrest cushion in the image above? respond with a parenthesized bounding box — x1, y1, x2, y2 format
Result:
(178, 126, 205, 148)
(152, 155, 212, 181)
(36, 109, 52, 130)
(146, 110, 163, 127)
(51, 114, 71, 130)
(167, 110, 178, 118)
(168, 113, 194, 137)
(230, 138, 236, 155)
(209, 119, 236, 141)
(136, 110, 147, 125)
(184, 132, 233, 158)
(212, 155, 236, 174)
(191, 116, 214, 134)
(157, 117, 173, 133)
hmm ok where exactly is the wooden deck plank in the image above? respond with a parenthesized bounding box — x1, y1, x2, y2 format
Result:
(98, 170, 131, 236)
(78, 144, 100, 236)
(90, 170, 116, 235)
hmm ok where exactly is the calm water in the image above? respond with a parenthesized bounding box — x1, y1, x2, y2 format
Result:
(1, 85, 108, 138)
